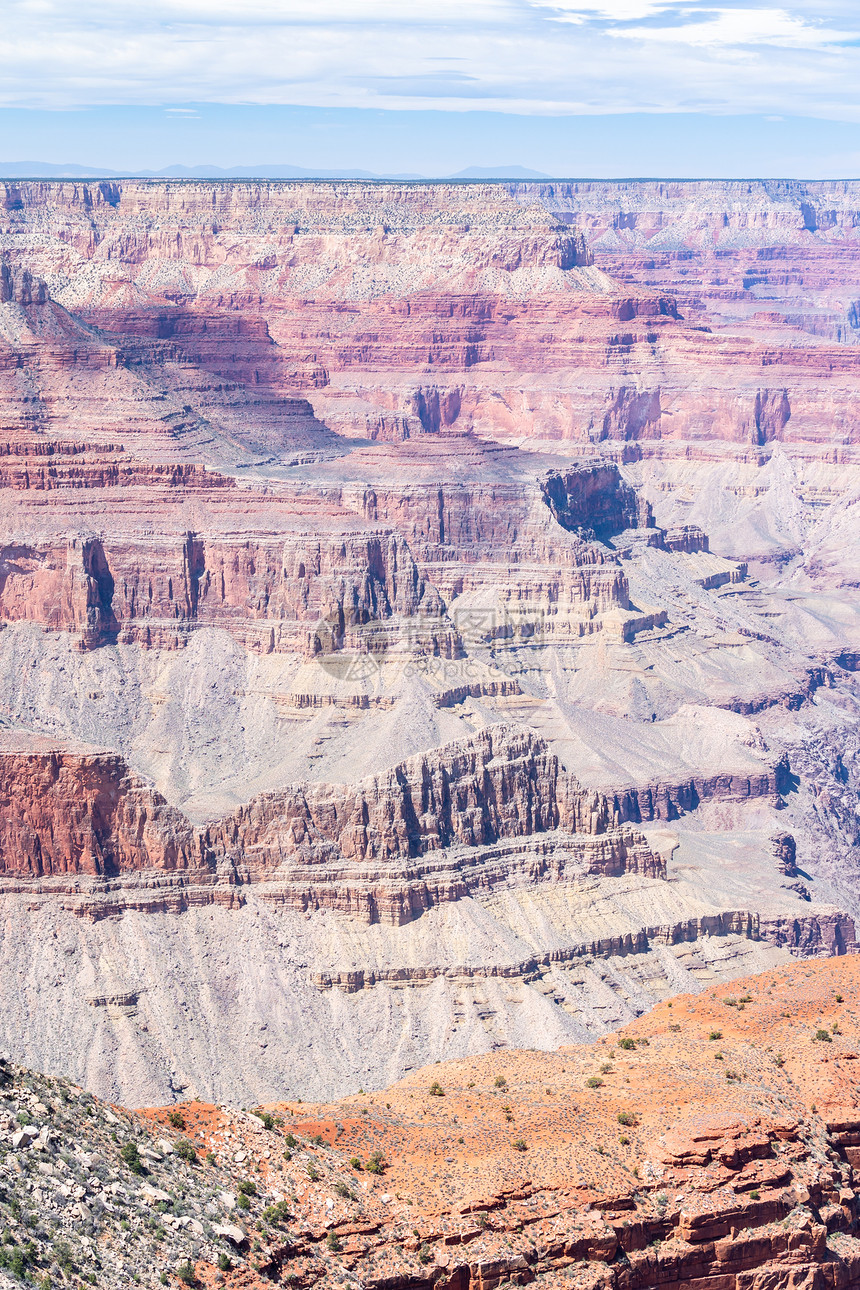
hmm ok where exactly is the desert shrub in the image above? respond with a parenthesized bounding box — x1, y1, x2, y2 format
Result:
(365, 1151, 385, 1175)
(284, 1133, 298, 1149)
(174, 1139, 196, 1163)
(217, 1253, 232, 1271)
(326, 1231, 342, 1252)
(238, 1180, 257, 1196)
(429, 1081, 444, 1097)
(237, 1193, 251, 1211)
(417, 1245, 433, 1265)
(333, 1181, 355, 1200)
(586, 1077, 603, 1089)
(512, 1139, 527, 1152)
(349, 1157, 363, 1170)
(494, 1076, 507, 1089)
(263, 1200, 291, 1225)
(617, 1112, 636, 1127)
(167, 1110, 186, 1130)
(175, 1260, 196, 1286)
(814, 1029, 833, 1043)
(255, 1111, 275, 1130)
(618, 1038, 636, 1051)
(120, 1142, 144, 1175)
(709, 1031, 722, 1041)
(306, 1162, 321, 1182)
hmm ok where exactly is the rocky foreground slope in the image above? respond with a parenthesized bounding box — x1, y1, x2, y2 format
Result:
(2, 955, 860, 1289)
(0, 179, 858, 1102)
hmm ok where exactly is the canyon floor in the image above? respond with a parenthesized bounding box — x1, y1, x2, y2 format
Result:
(0, 179, 858, 1103)
(2, 955, 860, 1289)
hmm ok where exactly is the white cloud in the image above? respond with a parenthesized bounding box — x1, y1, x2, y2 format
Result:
(614, 6, 848, 46)
(0, 0, 859, 118)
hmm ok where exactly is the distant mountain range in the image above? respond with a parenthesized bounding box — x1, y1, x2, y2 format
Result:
(0, 161, 550, 181)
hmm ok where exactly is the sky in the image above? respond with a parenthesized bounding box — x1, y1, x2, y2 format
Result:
(1, 0, 860, 176)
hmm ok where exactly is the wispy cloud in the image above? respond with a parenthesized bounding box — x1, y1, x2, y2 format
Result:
(1, 0, 859, 118)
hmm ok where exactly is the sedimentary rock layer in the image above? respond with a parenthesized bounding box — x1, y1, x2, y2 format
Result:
(0, 179, 858, 1105)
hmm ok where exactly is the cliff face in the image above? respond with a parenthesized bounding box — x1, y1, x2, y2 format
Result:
(0, 179, 857, 1106)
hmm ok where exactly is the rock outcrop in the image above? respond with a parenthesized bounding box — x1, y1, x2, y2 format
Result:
(0, 179, 857, 1106)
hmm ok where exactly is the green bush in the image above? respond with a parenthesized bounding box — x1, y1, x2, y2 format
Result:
(255, 1111, 275, 1130)
(174, 1139, 196, 1163)
(263, 1200, 291, 1226)
(429, 1081, 444, 1097)
(814, 1029, 833, 1043)
(175, 1260, 196, 1286)
(512, 1139, 527, 1152)
(326, 1231, 342, 1252)
(586, 1077, 603, 1089)
(617, 1112, 636, 1127)
(333, 1181, 355, 1200)
(238, 1180, 257, 1196)
(709, 1031, 722, 1041)
(120, 1141, 144, 1175)
(167, 1110, 186, 1130)
(217, 1253, 232, 1271)
(618, 1038, 636, 1051)
(494, 1076, 507, 1089)
(237, 1193, 251, 1211)
(365, 1151, 385, 1175)
(417, 1244, 433, 1265)
(350, 1157, 362, 1170)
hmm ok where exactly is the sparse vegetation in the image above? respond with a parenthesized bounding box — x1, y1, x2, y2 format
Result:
(618, 1038, 636, 1051)
(494, 1076, 507, 1089)
(814, 1029, 833, 1043)
(120, 1141, 144, 1175)
(167, 1110, 186, 1130)
(709, 1030, 722, 1041)
(586, 1077, 603, 1088)
(174, 1139, 196, 1163)
(617, 1111, 637, 1127)
(429, 1081, 444, 1097)
(512, 1139, 527, 1152)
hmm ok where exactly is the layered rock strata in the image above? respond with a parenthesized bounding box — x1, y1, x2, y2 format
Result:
(0, 180, 857, 1104)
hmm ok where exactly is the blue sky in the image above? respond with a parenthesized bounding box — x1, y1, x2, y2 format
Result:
(1, 0, 860, 176)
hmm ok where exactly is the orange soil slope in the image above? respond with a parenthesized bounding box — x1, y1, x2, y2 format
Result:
(140, 954, 860, 1289)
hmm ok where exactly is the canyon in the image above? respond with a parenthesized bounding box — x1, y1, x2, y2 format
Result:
(0, 179, 858, 1106)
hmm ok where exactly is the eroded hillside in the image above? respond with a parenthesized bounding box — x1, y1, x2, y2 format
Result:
(0, 180, 858, 1102)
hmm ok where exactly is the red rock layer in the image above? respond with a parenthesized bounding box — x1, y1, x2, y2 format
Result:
(134, 954, 860, 1290)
